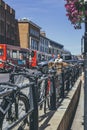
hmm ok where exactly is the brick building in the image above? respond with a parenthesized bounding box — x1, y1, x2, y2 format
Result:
(0, 0, 19, 46)
(0, 0, 70, 56)
(18, 18, 41, 49)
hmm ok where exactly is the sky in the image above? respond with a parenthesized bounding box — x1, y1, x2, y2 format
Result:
(4, 0, 85, 55)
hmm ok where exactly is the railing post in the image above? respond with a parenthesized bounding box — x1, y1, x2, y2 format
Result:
(66, 68, 70, 91)
(84, 1, 87, 130)
(50, 75, 56, 110)
(30, 81, 38, 130)
(61, 69, 64, 98)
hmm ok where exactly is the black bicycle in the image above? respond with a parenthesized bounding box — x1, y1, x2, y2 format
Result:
(0, 60, 39, 130)
(0, 59, 30, 85)
(0, 82, 30, 130)
(0, 60, 54, 128)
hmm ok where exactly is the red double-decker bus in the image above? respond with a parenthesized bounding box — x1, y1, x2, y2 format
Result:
(0, 44, 32, 71)
(0, 43, 53, 71)
(28, 49, 52, 67)
(30, 50, 52, 67)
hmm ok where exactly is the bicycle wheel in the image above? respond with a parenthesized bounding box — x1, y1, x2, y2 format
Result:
(0, 93, 30, 130)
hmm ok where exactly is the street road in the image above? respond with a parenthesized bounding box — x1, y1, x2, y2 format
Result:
(0, 73, 9, 82)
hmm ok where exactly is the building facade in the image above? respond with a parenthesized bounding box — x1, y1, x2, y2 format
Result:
(18, 18, 41, 49)
(0, 0, 70, 56)
(48, 39, 64, 55)
(0, 0, 5, 43)
(40, 32, 49, 54)
(39, 31, 64, 56)
(0, 0, 19, 46)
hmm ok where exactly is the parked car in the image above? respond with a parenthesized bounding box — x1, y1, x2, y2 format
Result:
(37, 54, 83, 74)
(37, 56, 57, 74)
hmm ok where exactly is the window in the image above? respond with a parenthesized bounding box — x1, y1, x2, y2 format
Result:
(12, 50, 17, 58)
(64, 55, 72, 60)
(30, 28, 39, 38)
(7, 50, 10, 58)
(31, 39, 38, 50)
(19, 51, 29, 60)
(38, 54, 41, 62)
(10, 50, 13, 58)
(62, 54, 72, 60)
(0, 49, 3, 56)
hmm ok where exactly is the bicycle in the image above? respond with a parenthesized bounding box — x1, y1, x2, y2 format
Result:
(0, 60, 42, 130)
(0, 82, 31, 130)
(37, 66, 56, 113)
(0, 59, 29, 85)
(8, 62, 51, 114)
(0, 60, 53, 123)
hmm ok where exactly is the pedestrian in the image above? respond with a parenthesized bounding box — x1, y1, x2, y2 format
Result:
(54, 54, 63, 63)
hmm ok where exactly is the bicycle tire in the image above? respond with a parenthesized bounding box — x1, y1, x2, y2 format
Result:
(18, 93, 30, 128)
(0, 93, 30, 130)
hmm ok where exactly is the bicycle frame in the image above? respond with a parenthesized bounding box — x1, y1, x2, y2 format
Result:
(0, 82, 33, 130)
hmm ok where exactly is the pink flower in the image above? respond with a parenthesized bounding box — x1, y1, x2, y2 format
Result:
(64, 0, 85, 29)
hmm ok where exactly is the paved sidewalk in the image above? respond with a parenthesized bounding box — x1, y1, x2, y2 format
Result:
(39, 76, 81, 130)
(70, 76, 84, 130)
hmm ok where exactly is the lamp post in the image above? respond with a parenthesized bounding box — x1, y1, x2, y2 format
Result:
(84, 1, 87, 130)
(64, 0, 87, 129)
(81, 36, 84, 55)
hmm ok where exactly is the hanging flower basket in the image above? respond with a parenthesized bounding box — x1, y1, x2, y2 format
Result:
(65, 0, 87, 29)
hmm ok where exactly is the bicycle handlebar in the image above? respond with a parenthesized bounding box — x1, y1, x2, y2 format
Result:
(0, 81, 34, 98)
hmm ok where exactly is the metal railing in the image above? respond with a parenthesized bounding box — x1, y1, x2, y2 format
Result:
(0, 60, 82, 130)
